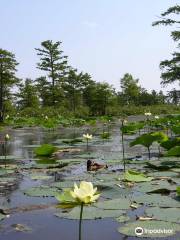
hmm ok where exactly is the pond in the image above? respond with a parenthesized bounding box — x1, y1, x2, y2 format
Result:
(0, 120, 180, 240)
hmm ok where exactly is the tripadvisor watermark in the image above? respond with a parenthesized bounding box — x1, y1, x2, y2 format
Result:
(135, 226, 173, 236)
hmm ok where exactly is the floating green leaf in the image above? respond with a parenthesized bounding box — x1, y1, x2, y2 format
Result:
(124, 170, 153, 182)
(132, 194, 180, 207)
(23, 186, 60, 197)
(116, 215, 130, 223)
(118, 220, 180, 237)
(146, 207, 180, 223)
(134, 180, 176, 194)
(55, 206, 125, 219)
(94, 198, 131, 210)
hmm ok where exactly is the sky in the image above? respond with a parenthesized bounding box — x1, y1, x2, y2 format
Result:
(1, 0, 179, 93)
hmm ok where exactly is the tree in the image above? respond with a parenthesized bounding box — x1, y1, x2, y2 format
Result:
(153, 5, 180, 86)
(35, 76, 52, 107)
(35, 40, 69, 105)
(16, 79, 40, 109)
(0, 49, 19, 122)
(167, 89, 180, 105)
(120, 73, 141, 105)
(63, 69, 86, 112)
(83, 81, 114, 115)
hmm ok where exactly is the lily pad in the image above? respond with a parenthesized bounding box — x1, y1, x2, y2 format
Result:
(23, 186, 60, 197)
(94, 198, 131, 210)
(55, 206, 125, 220)
(148, 171, 179, 178)
(132, 194, 180, 207)
(51, 181, 74, 189)
(0, 213, 5, 221)
(56, 159, 82, 164)
(0, 177, 16, 182)
(146, 207, 180, 223)
(134, 180, 176, 194)
(124, 170, 153, 182)
(118, 220, 180, 237)
(116, 215, 130, 223)
(101, 186, 132, 199)
(30, 175, 52, 180)
(0, 169, 15, 176)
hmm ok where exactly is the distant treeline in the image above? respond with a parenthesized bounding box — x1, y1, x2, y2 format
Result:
(0, 40, 179, 122)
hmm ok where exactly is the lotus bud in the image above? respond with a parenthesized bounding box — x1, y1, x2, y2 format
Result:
(5, 134, 10, 141)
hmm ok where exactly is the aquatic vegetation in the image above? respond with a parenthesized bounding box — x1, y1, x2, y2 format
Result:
(130, 132, 167, 159)
(177, 186, 180, 196)
(161, 137, 180, 150)
(124, 170, 153, 182)
(166, 146, 180, 156)
(1, 116, 180, 239)
(100, 131, 110, 139)
(118, 220, 180, 238)
(34, 144, 57, 156)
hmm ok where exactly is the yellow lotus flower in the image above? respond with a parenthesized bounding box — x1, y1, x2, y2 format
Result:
(70, 181, 100, 204)
(83, 133, 92, 140)
(154, 115, 159, 119)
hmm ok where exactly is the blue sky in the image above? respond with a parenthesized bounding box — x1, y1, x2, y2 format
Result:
(1, 0, 179, 92)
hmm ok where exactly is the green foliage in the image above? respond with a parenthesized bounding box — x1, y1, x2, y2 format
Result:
(101, 132, 110, 139)
(153, 5, 180, 86)
(130, 132, 157, 148)
(119, 73, 141, 105)
(0, 48, 19, 122)
(161, 137, 180, 150)
(121, 124, 137, 135)
(177, 186, 180, 196)
(16, 79, 40, 109)
(34, 144, 57, 156)
(171, 125, 180, 134)
(166, 146, 180, 156)
(130, 131, 168, 149)
(121, 122, 144, 135)
(124, 170, 153, 182)
(151, 131, 168, 143)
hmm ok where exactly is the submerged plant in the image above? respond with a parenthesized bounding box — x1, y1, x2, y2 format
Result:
(56, 181, 100, 240)
(83, 133, 92, 151)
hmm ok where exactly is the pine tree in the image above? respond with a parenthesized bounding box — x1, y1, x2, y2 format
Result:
(0, 48, 19, 122)
(153, 5, 180, 86)
(35, 40, 69, 105)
